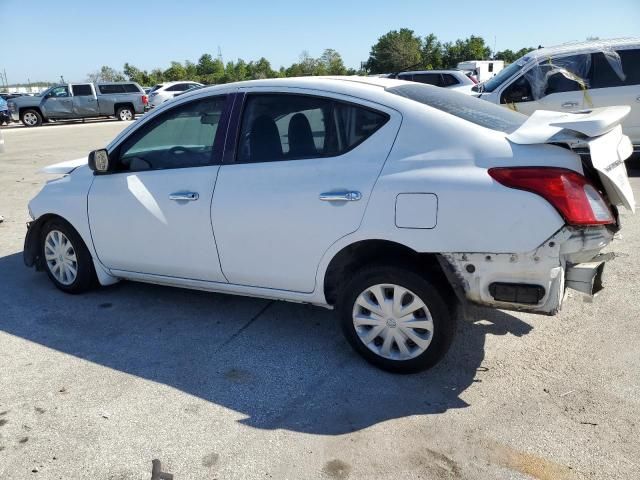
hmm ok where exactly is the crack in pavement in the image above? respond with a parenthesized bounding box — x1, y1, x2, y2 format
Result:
(216, 301, 274, 352)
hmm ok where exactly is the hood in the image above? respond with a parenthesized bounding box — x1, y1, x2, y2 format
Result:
(10, 95, 42, 107)
(40, 157, 87, 174)
(507, 107, 635, 212)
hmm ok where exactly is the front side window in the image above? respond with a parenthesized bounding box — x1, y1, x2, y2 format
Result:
(236, 94, 389, 163)
(500, 76, 533, 104)
(72, 84, 93, 96)
(48, 86, 69, 98)
(116, 96, 226, 172)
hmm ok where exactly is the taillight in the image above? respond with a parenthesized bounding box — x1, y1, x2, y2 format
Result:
(142, 95, 148, 105)
(488, 167, 614, 226)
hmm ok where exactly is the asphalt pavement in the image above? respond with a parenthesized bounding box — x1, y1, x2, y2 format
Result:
(0, 120, 639, 479)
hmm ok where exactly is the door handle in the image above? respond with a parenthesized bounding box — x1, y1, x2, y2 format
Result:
(169, 191, 199, 201)
(562, 101, 579, 108)
(319, 191, 362, 202)
(636, 96, 640, 102)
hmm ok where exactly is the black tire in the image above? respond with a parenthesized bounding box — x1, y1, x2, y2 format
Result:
(338, 264, 456, 373)
(21, 109, 42, 127)
(116, 106, 134, 121)
(40, 218, 97, 294)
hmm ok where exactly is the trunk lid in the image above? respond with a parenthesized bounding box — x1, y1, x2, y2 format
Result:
(507, 107, 635, 213)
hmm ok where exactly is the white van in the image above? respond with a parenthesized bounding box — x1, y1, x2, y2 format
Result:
(474, 38, 640, 149)
(457, 60, 504, 82)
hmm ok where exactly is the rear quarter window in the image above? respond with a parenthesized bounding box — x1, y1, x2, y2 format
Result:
(387, 83, 526, 134)
(123, 84, 142, 93)
(99, 84, 126, 94)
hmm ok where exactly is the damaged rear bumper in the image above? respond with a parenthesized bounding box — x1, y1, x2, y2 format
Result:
(439, 226, 614, 315)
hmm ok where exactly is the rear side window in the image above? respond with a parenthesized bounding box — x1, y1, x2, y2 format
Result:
(123, 83, 142, 93)
(387, 83, 526, 134)
(166, 84, 189, 92)
(590, 49, 640, 88)
(72, 84, 93, 96)
(441, 74, 460, 87)
(412, 73, 441, 86)
(99, 84, 126, 94)
(236, 94, 389, 163)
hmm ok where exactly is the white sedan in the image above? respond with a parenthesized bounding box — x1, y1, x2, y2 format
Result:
(24, 77, 635, 372)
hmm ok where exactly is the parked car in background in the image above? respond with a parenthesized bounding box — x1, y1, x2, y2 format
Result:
(23, 77, 634, 372)
(0, 96, 10, 125)
(1, 92, 27, 101)
(474, 38, 640, 149)
(457, 60, 504, 82)
(147, 81, 203, 107)
(388, 70, 475, 93)
(7, 82, 148, 127)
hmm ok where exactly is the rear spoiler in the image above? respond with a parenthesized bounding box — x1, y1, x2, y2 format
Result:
(507, 107, 635, 213)
(507, 106, 631, 144)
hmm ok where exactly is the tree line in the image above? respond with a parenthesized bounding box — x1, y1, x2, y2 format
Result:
(86, 30, 536, 86)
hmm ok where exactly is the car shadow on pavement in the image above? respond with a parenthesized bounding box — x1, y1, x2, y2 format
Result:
(0, 251, 532, 435)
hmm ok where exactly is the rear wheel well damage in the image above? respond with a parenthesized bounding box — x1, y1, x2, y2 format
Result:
(323, 240, 457, 308)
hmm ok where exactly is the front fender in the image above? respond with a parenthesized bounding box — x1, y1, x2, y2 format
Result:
(23, 217, 48, 269)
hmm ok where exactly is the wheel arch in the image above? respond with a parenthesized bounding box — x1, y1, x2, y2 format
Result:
(20, 106, 45, 121)
(114, 102, 135, 116)
(322, 239, 457, 307)
(24, 214, 83, 269)
(24, 212, 118, 286)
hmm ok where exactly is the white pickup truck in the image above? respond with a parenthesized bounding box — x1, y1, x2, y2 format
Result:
(8, 82, 148, 127)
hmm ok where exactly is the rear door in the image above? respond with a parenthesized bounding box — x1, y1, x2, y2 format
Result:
(211, 89, 401, 292)
(587, 49, 640, 145)
(71, 84, 98, 116)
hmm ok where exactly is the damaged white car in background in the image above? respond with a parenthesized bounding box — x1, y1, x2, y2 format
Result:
(22, 77, 635, 372)
(474, 37, 640, 150)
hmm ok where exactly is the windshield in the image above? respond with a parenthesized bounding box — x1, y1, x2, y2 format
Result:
(149, 84, 163, 93)
(386, 83, 526, 134)
(481, 57, 531, 92)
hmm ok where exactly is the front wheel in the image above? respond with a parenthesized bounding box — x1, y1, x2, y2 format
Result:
(41, 219, 97, 294)
(116, 106, 134, 121)
(21, 109, 42, 127)
(338, 265, 456, 373)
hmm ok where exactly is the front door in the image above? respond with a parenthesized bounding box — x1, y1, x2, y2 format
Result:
(88, 94, 229, 282)
(211, 90, 401, 293)
(43, 85, 73, 118)
(71, 84, 99, 116)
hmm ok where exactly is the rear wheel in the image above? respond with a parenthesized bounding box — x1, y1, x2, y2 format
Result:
(21, 109, 42, 127)
(116, 106, 134, 121)
(338, 265, 456, 373)
(41, 219, 97, 294)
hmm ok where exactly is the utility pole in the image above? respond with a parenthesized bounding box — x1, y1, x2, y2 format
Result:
(217, 46, 223, 64)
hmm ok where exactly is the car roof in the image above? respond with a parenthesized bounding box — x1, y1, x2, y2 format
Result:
(194, 75, 406, 94)
(397, 70, 465, 75)
(526, 37, 639, 60)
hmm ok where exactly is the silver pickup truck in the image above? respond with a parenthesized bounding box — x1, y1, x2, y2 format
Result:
(8, 82, 148, 127)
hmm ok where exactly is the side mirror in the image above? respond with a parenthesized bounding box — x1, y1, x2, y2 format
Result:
(88, 149, 111, 173)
